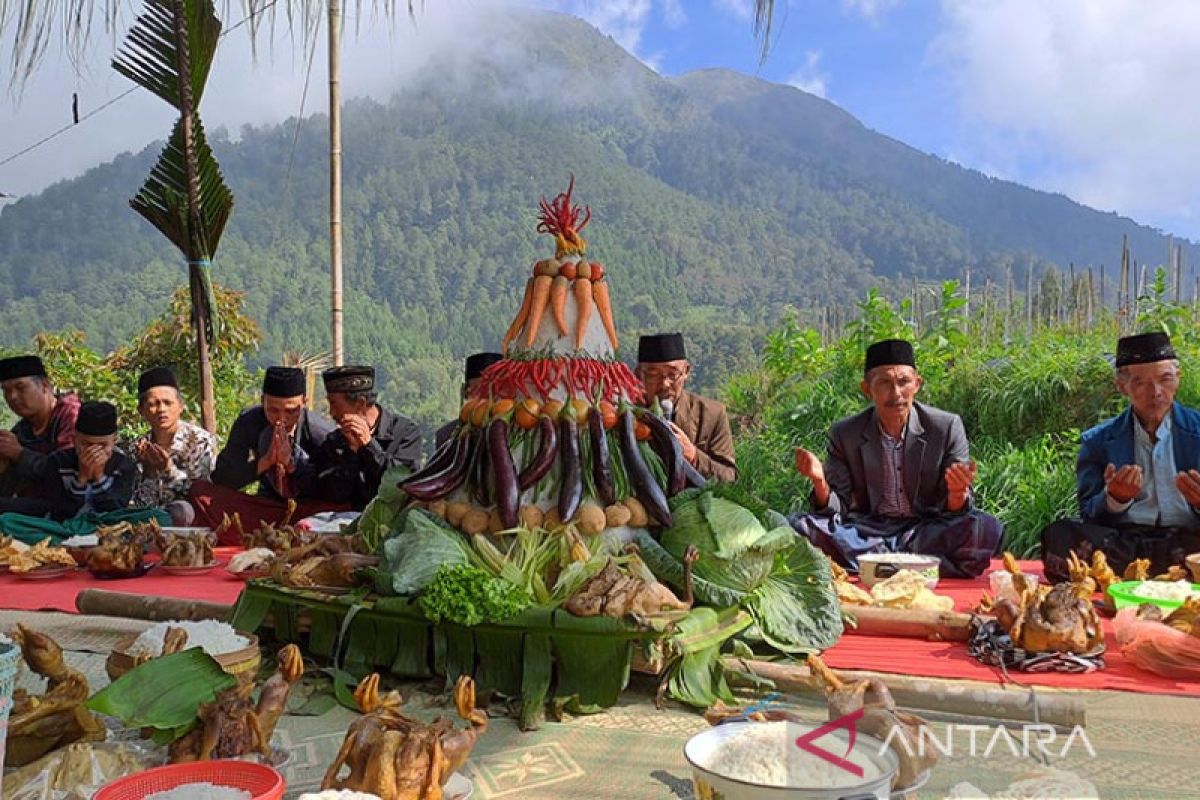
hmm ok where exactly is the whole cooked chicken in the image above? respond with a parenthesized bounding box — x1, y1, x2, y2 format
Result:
(157, 531, 215, 567)
(273, 552, 379, 588)
(168, 644, 304, 763)
(992, 555, 1104, 653)
(87, 522, 153, 573)
(322, 674, 489, 800)
(7, 625, 106, 767)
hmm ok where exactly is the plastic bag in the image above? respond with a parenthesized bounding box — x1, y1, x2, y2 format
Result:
(1113, 606, 1200, 679)
(2, 740, 164, 800)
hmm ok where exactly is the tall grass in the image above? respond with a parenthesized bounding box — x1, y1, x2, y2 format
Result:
(726, 275, 1200, 558)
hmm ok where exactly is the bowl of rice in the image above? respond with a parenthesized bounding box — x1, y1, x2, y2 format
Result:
(94, 760, 283, 800)
(684, 720, 898, 799)
(1108, 580, 1200, 610)
(106, 620, 260, 681)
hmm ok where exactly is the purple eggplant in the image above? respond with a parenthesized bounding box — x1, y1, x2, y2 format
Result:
(400, 431, 473, 500)
(518, 415, 558, 491)
(617, 410, 672, 526)
(637, 409, 686, 496)
(489, 417, 520, 528)
(469, 425, 492, 507)
(588, 407, 616, 505)
(558, 414, 583, 523)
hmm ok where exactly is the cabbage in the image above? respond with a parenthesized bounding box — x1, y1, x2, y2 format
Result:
(375, 509, 476, 596)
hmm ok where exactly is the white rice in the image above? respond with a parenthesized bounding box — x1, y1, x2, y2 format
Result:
(701, 721, 882, 789)
(129, 620, 247, 658)
(60, 534, 99, 547)
(1131, 579, 1200, 602)
(144, 783, 251, 800)
(298, 792, 382, 800)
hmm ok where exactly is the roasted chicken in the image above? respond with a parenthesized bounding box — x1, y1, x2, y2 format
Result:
(322, 674, 488, 800)
(992, 557, 1104, 653)
(10, 539, 75, 573)
(564, 545, 697, 618)
(168, 644, 304, 763)
(7, 625, 105, 767)
(273, 552, 378, 588)
(86, 522, 154, 573)
(158, 531, 215, 567)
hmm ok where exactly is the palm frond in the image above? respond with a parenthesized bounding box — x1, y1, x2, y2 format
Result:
(130, 114, 233, 257)
(753, 0, 775, 63)
(112, 0, 221, 109)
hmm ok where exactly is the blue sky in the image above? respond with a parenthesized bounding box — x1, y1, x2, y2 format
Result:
(1, 0, 1197, 241)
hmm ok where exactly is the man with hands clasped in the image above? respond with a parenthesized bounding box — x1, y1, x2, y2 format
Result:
(789, 339, 1003, 579)
(1041, 332, 1200, 580)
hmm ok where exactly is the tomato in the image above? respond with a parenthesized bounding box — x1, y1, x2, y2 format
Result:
(491, 398, 515, 418)
(570, 398, 590, 422)
(559, 261, 577, 281)
(458, 399, 475, 424)
(590, 261, 605, 281)
(542, 399, 565, 420)
(598, 400, 618, 430)
(515, 398, 541, 429)
(635, 420, 652, 441)
(470, 400, 490, 427)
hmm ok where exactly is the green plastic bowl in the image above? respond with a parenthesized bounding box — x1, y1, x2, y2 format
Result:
(1107, 580, 1200, 610)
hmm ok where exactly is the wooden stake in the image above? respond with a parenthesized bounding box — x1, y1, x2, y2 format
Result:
(76, 589, 233, 622)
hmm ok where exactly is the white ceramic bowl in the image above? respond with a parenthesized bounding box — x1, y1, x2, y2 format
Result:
(685, 721, 898, 800)
(858, 553, 940, 589)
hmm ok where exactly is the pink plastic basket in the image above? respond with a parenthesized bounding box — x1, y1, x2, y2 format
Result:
(94, 761, 285, 800)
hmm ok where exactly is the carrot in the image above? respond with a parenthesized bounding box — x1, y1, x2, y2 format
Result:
(574, 278, 593, 350)
(524, 274, 555, 346)
(549, 275, 571, 336)
(591, 279, 618, 351)
(502, 277, 535, 354)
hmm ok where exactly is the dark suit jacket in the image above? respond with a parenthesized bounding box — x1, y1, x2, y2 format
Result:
(212, 406, 335, 500)
(673, 390, 738, 483)
(817, 401, 970, 519)
(1077, 401, 1200, 525)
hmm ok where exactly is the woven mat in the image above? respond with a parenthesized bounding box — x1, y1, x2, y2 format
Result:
(5, 611, 1200, 799)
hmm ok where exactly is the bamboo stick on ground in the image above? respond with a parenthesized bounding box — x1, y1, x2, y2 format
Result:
(840, 604, 974, 642)
(724, 657, 1086, 728)
(76, 589, 233, 622)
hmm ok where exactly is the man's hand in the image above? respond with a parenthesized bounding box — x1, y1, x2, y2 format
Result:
(1104, 463, 1144, 504)
(945, 460, 977, 511)
(78, 446, 107, 483)
(135, 439, 171, 472)
(1175, 469, 1200, 508)
(0, 430, 22, 462)
(666, 421, 698, 464)
(340, 415, 373, 452)
(257, 422, 293, 475)
(794, 447, 830, 508)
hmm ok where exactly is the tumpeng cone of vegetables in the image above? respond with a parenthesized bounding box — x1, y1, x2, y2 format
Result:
(400, 177, 704, 537)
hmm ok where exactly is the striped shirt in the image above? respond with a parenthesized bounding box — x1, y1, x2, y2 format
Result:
(878, 425, 913, 518)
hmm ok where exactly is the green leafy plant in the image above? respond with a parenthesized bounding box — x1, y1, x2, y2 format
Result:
(419, 563, 532, 626)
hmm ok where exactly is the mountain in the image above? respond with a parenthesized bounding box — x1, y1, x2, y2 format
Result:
(0, 9, 1192, 428)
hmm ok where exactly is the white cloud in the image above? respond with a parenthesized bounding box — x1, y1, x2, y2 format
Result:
(712, 0, 755, 21)
(561, 0, 653, 53)
(786, 50, 828, 98)
(932, 0, 1200, 236)
(662, 0, 687, 28)
(842, 0, 901, 19)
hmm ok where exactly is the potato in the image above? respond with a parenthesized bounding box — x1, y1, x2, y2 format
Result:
(604, 503, 632, 529)
(445, 501, 470, 527)
(488, 509, 505, 535)
(577, 503, 606, 536)
(519, 505, 545, 530)
(429, 500, 448, 519)
(542, 508, 563, 530)
(623, 497, 649, 527)
(461, 509, 490, 536)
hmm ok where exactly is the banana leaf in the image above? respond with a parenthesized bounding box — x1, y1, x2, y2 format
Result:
(663, 607, 748, 708)
(87, 648, 235, 740)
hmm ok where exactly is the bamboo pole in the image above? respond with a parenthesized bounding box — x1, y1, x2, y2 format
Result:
(1087, 267, 1095, 327)
(1025, 264, 1033, 336)
(1175, 244, 1184, 304)
(1006, 265, 1014, 339)
(841, 605, 973, 641)
(76, 589, 232, 622)
(722, 658, 1086, 728)
(329, 0, 345, 366)
(963, 267, 971, 323)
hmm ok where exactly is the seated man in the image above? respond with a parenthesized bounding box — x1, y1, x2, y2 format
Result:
(636, 333, 738, 482)
(790, 339, 1002, 579)
(190, 366, 338, 542)
(0, 355, 81, 510)
(1041, 332, 1200, 581)
(0, 401, 166, 544)
(434, 352, 502, 449)
(316, 365, 422, 509)
(129, 367, 217, 526)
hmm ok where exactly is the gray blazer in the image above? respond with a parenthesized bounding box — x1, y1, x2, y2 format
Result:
(816, 401, 971, 519)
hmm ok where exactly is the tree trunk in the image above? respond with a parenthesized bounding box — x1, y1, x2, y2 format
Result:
(171, 0, 216, 431)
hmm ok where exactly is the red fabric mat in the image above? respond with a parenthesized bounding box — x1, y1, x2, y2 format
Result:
(822, 558, 1200, 696)
(0, 547, 248, 612)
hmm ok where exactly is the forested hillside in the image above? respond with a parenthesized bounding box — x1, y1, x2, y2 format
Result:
(0, 9, 1192, 424)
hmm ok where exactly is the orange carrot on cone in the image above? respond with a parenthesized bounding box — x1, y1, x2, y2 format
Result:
(524, 274, 555, 346)
(502, 277, 536, 354)
(592, 279, 618, 351)
(574, 278, 593, 350)
(550, 275, 571, 336)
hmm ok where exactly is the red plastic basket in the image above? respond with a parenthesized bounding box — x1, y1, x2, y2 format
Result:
(94, 761, 285, 800)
